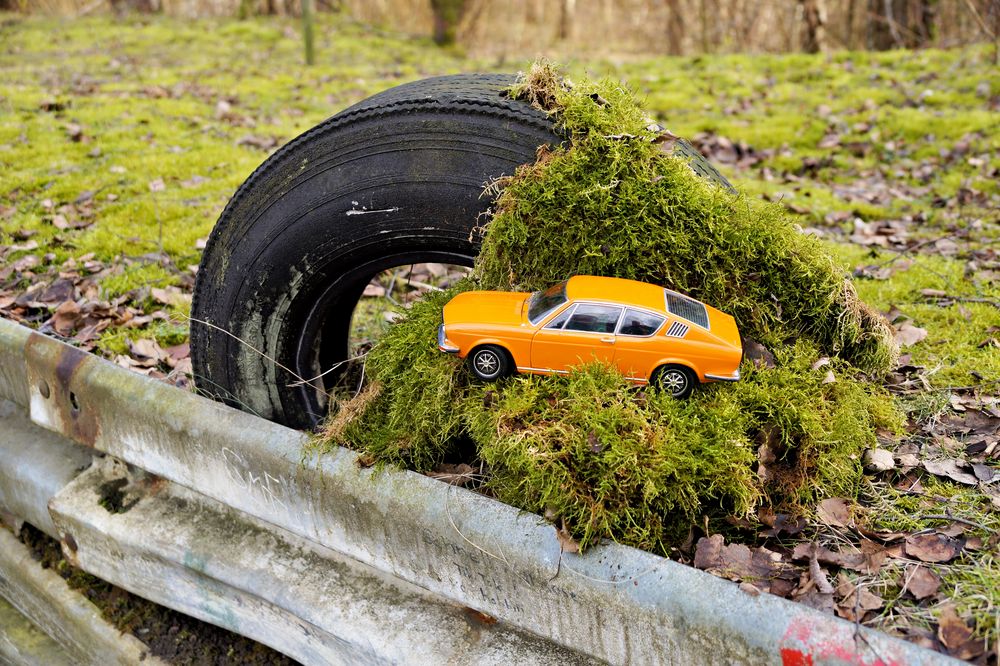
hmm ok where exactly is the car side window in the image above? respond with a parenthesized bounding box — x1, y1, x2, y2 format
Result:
(565, 304, 623, 333)
(617, 309, 665, 336)
(545, 305, 575, 329)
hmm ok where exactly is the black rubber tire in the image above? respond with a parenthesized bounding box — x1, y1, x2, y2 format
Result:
(468, 345, 513, 382)
(652, 364, 697, 399)
(191, 73, 732, 428)
(190, 74, 559, 428)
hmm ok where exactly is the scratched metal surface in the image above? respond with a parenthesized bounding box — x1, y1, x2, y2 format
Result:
(0, 316, 959, 666)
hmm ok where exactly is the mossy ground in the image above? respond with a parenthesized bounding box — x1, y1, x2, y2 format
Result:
(2, 13, 998, 656)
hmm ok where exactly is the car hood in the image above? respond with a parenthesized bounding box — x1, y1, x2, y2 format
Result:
(443, 291, 527, 327)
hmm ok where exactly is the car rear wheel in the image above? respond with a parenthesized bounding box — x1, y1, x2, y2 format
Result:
(653, 365, 696, 399)
(469, 345, 512, 382)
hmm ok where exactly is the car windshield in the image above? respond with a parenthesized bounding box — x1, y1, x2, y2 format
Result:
(527, 281, 568, 325)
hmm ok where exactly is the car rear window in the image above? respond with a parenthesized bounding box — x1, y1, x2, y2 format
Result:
(664, 290, 709, 329)
(527, 281, 568, 324)
(617, 309, 665, 336)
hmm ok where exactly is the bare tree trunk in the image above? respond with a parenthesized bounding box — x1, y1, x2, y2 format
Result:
(868, 0, 901, 48)
(558, 0, 575, 41)
(844, 0, 858, 47)
(799, 0, 827, 51)
(665, 0, 685, 54)
(915, 0, 937, 46)
(430, 0, 467, 45)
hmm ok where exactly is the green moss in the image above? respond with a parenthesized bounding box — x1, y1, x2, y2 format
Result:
(324, 63, 902, 552)
(479, 63, 897, 375)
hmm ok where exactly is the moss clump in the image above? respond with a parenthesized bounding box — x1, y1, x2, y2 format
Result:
(478, 64, 897, 374)
(465, 342, 899, 550)
(323, 62, 902, 552)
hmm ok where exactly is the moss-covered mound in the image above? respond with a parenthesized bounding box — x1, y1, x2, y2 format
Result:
(322, 63, 902, 552)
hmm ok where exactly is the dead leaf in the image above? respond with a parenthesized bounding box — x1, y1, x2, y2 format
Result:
(180, 175, 208, 189)
(816, 497, 852, 528)
(556, 519, 579, 554)
(922, 458, 978, 485)
(150, 286, 192, 309)
(937, 605, 976, 655)
(904, 565, 941, 600)
(236, 134, 279, 151)
(48, 301, 82, 336)
(427, 463, 476, 487)
(758, 510, 805, 538)
(894, 321, 928, 347)
(127, 338, 168, 367)
(863, 448, 895, 473)
(743, 338, 776, 369)
(904, 533, 960, 563)
(65, 122, 84, 142)
(836, 585, 883, 622)
(148, 178, 166, 193)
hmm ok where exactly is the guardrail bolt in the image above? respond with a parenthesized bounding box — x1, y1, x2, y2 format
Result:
(38, 379, 50, 399)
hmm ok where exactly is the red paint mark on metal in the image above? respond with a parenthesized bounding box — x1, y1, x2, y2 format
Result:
(781, 648, 814, 666)
(780, 617, 904, 666)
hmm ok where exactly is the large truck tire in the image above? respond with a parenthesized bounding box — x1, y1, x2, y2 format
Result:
(191, 73, 732, 429)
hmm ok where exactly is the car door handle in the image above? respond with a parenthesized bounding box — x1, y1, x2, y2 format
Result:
(600, 337, 615, 343)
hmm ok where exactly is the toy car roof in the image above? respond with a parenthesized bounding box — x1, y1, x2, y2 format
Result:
(565, 276, 710, 329)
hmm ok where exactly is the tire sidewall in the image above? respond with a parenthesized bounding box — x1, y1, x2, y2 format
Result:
(470, 346, 509, 381)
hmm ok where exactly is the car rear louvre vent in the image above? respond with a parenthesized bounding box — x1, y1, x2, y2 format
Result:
(666, 321, 689, 338)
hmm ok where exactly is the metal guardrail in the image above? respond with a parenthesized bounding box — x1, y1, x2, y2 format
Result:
(0, 317, 957, 665)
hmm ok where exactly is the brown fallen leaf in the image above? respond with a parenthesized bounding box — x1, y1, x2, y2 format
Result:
(148, 178, 166, 192)
(758, 510, 805, 538)
(808, 543, 834, 594)
(937, 604, 982, 659)
(694, 534, 785, 584)
(816, 497, 852, 528)
(556, 519, 579, 554)
(922, 458, 978, 485)
(427, 463, 476, 487)
(150, 286, 192, 309)
(743, 338, 776, 369)
(836, 584, 883, 622)
(127, 338, 169, 367)
(904, 533, 961, 563)
(903, 565, 941, 600)
(894, 321, 928, 347)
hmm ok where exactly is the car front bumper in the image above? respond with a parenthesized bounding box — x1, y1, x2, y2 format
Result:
(705, 369, 741, 382)
(437, 325, 460, 353)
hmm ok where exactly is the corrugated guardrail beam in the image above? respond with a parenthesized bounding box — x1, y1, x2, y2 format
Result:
(0, 317, 957, 665)
(0, 528, 161, 665)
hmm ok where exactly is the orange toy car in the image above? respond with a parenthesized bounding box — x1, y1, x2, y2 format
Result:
(437, 275, 742, 398)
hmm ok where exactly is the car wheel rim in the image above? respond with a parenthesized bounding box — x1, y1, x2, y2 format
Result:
(662, 370, 687, 396)
(475, 351, 500, 378)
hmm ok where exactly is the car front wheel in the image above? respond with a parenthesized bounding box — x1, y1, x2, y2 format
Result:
(469, 345, 512, 382)
(653, 365, 697, 399)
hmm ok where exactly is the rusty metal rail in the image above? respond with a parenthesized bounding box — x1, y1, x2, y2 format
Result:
(0, 317, 957, 665)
